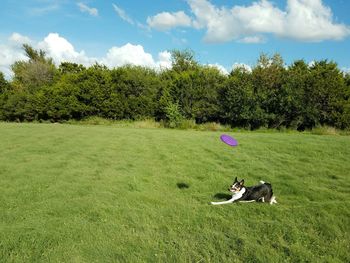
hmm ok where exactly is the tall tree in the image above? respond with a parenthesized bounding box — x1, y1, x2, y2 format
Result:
(59, 62, 86, 75)
(219, 67, 256, 128)
(308, 60, 346, 128)
(339, 73, 350, 128)
(281, 60, 309, 129)
(11, 44, 56, 92)
(0, 72, 9, 94)
(109, 65, 160, 119)
(171, 49, 198, 72)
(0, 72, 9, 120)
(252, 53, 287, 128)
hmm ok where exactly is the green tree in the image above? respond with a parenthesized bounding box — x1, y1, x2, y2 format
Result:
(338, 72, 350, 128)
(44, 80, 84, 121)
(171, 49, 198, 72)
(220, 67, 264, 128)
(0, 90, 27, 121)
(154, 78, 173, 121)
(0, 72, 10, 120)
(307, 61, 347, 128)
(164, 51, 225, 123)
(165, 101, 183, 128)
(282, 60, 309, 129)
(0, 72, 9, 94)
(109, 65, 160, 120)
(6, 45, 58, 121)
(59, 62, 86, 75)
(189, 66, 225, 123)
(11, 44, 57, 92)
(251, 53, 287, 128)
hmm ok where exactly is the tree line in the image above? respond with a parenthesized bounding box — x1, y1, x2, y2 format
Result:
(0, 45, 349, 130)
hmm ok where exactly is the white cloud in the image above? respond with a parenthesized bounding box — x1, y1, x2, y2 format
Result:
(112, 4, 149, 32)
(147, 11, 192, 31)
(150, 0, 350, 43)
(102, 45, 172, 71)
(188, 0, 241, 42)
(37, 34, 172, 71)
(0, 33, 31, 78)
(77, 2, 98, 17)
(9, 32, 32, 45)
(233, 0, 285, 35)
(341, 67, 350, 74)
(28, 4, 59, 16)
(156, 51, 172, 70)
(38, 33, 96, 66)
(308, 60, 316, 68)
(112, 4, 134, 24)
(239, 36, 265, 44)
(0, 45, 27, 79)
(281, 0, 349, 41)
(102, 43, 155, 68)
(232, 63, 252, 73)
(0, 33, 173, 79)
(207, 63, 229, 75)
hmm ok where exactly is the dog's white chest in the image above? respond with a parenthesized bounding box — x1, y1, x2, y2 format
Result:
(233, 188, 246, 200)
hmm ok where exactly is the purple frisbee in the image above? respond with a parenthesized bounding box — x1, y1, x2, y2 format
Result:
(220, 134, 238, 147)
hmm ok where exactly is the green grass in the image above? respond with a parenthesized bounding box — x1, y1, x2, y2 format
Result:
(0, 123, 349, 262)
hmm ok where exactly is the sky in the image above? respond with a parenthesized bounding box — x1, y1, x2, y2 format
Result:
(1, 0, 350, 78)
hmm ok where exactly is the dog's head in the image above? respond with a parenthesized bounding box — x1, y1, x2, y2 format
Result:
(228, 177, 244, 193)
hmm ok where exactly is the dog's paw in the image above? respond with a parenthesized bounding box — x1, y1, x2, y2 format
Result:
(269, 196, 277, 205)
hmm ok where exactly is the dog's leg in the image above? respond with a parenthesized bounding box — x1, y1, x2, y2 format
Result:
(211, 188, 246, 205)
(210, 198, 235, 205)
(211, 191, 245, 205)
(238, 200, 256, 203)
(269, 196, 277, 205)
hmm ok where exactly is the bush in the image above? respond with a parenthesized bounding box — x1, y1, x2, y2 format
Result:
(165, 102, 183, 128)
(1, 46, 350, 130)
(178, 119, 197, 129)
(311, 125, 338, 135)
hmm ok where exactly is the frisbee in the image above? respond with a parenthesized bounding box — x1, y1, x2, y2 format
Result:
(220, 134, 238, 147)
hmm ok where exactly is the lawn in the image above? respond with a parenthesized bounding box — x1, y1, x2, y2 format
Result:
(0, 123, 349, 262)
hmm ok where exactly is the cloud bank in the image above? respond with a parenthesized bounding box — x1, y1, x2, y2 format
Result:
(147, 0, 350, 43)
(0, 33, 173, 79)
(1, 32, 249, 80)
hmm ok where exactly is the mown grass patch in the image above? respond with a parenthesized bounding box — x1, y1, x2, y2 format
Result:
(0, 123, 349, 262)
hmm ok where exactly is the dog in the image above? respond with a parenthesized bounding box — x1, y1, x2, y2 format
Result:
(211, 177, 277, 205)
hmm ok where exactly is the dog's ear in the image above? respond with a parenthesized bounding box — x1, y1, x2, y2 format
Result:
(234, 177, 238, 182)
(239, 179, 244, 186)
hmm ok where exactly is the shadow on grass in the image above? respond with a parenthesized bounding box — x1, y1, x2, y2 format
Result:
(177, 182, 190, 189)
(213, 193, 232, 200)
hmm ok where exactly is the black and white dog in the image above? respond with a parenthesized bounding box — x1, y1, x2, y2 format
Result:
(211, 177, 277, 205)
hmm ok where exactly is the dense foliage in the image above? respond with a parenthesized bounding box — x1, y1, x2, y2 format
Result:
(0, 46, 349, 130)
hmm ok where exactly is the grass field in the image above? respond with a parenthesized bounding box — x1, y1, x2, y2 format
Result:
(0, 123, 349, 262)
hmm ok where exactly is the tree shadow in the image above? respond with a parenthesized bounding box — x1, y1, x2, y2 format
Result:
(177, 182, 190, 189)
(213, 193, 232, 200)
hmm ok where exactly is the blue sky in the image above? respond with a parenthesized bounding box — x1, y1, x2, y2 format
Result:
(1, 0, 350, 77)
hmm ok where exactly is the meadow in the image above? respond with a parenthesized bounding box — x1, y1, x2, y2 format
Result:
(0, 123, 349, 262)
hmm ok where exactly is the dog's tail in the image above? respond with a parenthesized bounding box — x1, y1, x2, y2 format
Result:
(260, 180, 272, 187)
